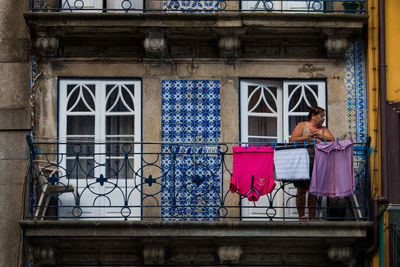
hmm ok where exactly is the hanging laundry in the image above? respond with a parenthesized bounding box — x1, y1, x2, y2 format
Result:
(309, 140, 354, 198)
(230, 146, 275, 201)
(274, 148, 310, 181)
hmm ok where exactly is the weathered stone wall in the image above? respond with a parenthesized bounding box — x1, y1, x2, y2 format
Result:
(0, 0, 30, 266)
(34, 58, 347, 218)
(35, 58, 347, 139)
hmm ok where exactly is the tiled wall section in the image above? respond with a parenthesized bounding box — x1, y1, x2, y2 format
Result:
(345, 41, 368, 143)
(163, 0, 220, 12)
(161, 80, 221, 221)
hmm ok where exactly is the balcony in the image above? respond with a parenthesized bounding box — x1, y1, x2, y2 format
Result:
(20, 136, 373, 265)
(25, 0, 367, 60)
(25, 136, 371, 221)
(30, 0, 365, 13)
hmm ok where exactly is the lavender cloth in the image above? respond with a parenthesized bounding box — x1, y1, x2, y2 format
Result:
(309, 140, 354, 197)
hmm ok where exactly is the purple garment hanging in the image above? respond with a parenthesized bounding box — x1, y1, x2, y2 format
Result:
(309, 140, 354, 198)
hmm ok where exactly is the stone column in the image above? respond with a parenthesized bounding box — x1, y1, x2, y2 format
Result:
(0, 0, 31, 266)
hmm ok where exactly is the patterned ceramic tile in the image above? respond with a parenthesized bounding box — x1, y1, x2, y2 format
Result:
(161, 80, 221, 221)
(344, 41, 369, 214)
(345, 41, 368, 143)
(163, 0, 221, 12)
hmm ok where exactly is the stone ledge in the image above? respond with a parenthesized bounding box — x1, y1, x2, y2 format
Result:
(24, 12, 367, 30)
(24, 12, 366, 59)
(21, 220, 372, 266)
(20, 220, 372, 238)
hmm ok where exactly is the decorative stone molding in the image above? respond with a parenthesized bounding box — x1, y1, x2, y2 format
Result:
(327, 246, 352, 262)
(325, 38, 349, 58)
(33, 246, 56, 266)
(217, 245, 242, 264)
(143, 245, 165, 265)
(218, 36, 241, 60)
(33, 35, 59, 57)
(143, 31, 167, 58)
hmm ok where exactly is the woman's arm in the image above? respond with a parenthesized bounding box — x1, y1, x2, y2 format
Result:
(315, 127, 334, 142)
(290, 122, 310, 142)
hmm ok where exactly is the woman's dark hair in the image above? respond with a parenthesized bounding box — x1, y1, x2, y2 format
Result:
(308, 106, 325, 120)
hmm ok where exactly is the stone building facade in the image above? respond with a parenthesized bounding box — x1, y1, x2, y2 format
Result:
(0, 0, 374, 266)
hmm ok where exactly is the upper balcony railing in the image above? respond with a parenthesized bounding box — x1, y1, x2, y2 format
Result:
(30, 0, 365, 13)
(380, 204, 400, 266)
(26, 135, 371, 221)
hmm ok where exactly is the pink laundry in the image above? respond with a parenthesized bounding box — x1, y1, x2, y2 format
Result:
(230, 146, 275, 201)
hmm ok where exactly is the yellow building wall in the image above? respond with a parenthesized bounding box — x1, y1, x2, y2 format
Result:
(386, 0, 400, 101)
(367, 0, 400, 265)
(367, 0, 381, 265)
(367, 0, 381, 199)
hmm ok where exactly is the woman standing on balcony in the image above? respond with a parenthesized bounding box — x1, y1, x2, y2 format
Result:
(290, 106, 334, 221)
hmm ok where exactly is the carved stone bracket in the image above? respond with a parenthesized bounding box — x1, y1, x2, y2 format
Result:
(327, 246, 352, 263)
(217, 245, 242, 264)
(218, 36, 241, 60)
(143, 31, 167, 58)
(33, 246, 56, 266)
(325, 37, 349, 58)
(143, 245, 165, 265)
(33, 33, 59, 57)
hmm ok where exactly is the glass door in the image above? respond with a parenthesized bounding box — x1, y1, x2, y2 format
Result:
(58, 79, 141, 220)
(239, 79, 326, 220)
(240, 79, 283, 220)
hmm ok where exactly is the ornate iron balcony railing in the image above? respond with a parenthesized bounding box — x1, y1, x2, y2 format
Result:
(30, 0, 365, 13)
(380, 204, 400, 266)
(26, 136, 371, 221)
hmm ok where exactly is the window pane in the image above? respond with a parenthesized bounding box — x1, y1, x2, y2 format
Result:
(106, 158, 135, 181)
(106, 116, 135, 135)
(67, 84, 95, 112)
(288, 84, 318, 112)
(106, 84, 135, 112)
(248, 116, 277, 137)
(66, 138, 94, 155)
(66, 158, 95, 180)
(67, 116, 95, 135)
(248, 85, 277, 113)
(304, 85, 319, 107)
(106, 137, 135, 155)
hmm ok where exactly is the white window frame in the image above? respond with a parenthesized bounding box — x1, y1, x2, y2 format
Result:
(239, 79, 326, 221)
(240, 80, 283, 143)
(241, 0, 323, 13)
(58, 78, 142, 220)
(283, 81, 326, 141)
(61, 0, 143, 12)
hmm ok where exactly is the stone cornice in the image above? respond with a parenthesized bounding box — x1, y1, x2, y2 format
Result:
(24, 12, 367, 32)
(20, 220, 372, 238)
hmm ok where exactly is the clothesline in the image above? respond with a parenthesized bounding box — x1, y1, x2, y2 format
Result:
(232, 139, 359, 202)
(27, 136, 370, 152)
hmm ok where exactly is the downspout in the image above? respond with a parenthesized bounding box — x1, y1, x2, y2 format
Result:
(365, 197, 388, 256)
(378, 0, 388, 202)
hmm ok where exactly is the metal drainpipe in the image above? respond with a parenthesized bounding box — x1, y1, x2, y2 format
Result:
(378, 0, 388, 201)
(365, 197, 388, 257)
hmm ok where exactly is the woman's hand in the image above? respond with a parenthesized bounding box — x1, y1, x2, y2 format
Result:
(309, 128, 323, 140)
(311, 127, 335, 142)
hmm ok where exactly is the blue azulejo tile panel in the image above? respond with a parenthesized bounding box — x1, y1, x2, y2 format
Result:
(163, 0, 221, 12)
(161, 80, 221, 221)
(344, 41, 368, 143)
(344, 41, 368, 211)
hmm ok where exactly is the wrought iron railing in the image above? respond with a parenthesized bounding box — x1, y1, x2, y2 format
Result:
(26, 135, 371, 221)
(30, 0, 365, 13)
(380, 204, 400, 267)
